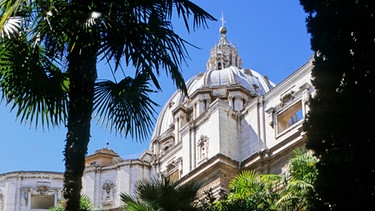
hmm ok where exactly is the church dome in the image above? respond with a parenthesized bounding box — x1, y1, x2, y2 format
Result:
(151, 25, 275, 142)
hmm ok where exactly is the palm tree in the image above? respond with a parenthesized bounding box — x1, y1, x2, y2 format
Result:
(0, 1, 215, 210)
(121, 177, 201, 211)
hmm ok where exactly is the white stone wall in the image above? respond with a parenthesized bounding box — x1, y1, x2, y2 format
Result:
(82, 160, 151, 210)
(240, 100, 263, 161)
(202, 107, 221, 159)
(0, 171, 63, 211)
(217, 103, 240, 160)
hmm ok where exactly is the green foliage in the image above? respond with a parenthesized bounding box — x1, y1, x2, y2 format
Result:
(288, 148, 318, 183)
(203, 149, 318, 211)
(277, 149, 318, 211)
(121, 177, 201, 211)
(227, 170, 280, 210)
(49, 194, 94, 211)
(299, 0, 375, 210)
(210, 170, 280, 211)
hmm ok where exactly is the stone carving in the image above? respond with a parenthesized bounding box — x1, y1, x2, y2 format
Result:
(197, 135, 209, 163)
(166, 157, 182, 174)
(37, 185, 48, 194)
(102, 181, 115, 206)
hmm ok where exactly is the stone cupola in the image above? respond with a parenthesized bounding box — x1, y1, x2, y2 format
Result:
(206, 16, 242, 70)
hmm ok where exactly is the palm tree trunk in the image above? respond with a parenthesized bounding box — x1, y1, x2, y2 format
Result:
(63, 42, 97, 210)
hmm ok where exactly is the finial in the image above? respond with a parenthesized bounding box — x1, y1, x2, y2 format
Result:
(219, 11, 227, 36)
(105, 140, 109, 148)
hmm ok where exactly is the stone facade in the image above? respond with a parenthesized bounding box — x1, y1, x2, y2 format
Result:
(82, 148, 153, 210)
(0, 24, 314, 211)
(0, 171, 63, 211)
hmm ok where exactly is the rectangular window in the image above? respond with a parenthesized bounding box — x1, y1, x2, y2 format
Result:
(167, 170, 180, 183)
(277, 101, 303, 134)
(31, 194, 54, 209)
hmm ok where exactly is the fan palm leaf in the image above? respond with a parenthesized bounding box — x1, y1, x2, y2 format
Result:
(93, 70, 158, 140)
(0, 16, 22, 39)
(0, 34, 68, 128)
(120, 192, 151, 211)
(122, 177, 201, 211)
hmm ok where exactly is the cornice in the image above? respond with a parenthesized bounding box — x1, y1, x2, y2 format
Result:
(0, 171, 63, 180)
(264, 59, 313, 100)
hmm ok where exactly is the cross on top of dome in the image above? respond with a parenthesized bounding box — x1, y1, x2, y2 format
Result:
(220, 12, 226, 27)
(219, 12, 227, 36)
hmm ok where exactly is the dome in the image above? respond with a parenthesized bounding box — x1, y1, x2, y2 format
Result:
(150, 25, 276, 143)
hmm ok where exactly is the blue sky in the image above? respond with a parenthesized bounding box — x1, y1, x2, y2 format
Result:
(0, 1, 312, 173)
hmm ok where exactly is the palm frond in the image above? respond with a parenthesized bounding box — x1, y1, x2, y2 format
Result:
(120, 192, 150, 211)
(288, 148, 318, 183)
(0, 35, 68, 128)
(79, 194, 94, 211)
(123, 176, 200, 211)
(99, 14, 188, 91)
(93, 70, 158, 141)
(276, 192, 299, 208)
(98, 0, 215, 93)
(171, 0, 216, 32)
(0, 16, 22, 39)
(285, 179, 314, 191)
(0, 0, 30, 31)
